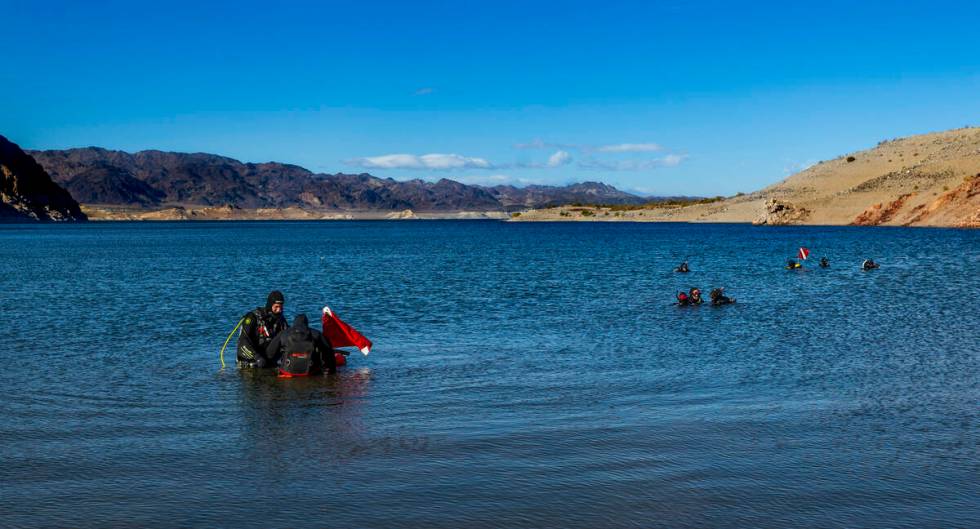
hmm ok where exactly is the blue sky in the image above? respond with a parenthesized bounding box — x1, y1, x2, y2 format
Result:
(2, 0, 979, 195)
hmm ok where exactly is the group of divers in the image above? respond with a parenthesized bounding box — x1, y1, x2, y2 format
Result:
(232, 290, 338, 376)
(232, 259, 888, 372)
(671, 256, 881, 307)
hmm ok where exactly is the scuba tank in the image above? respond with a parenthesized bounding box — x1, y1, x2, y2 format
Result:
(279, 323, 316, 377)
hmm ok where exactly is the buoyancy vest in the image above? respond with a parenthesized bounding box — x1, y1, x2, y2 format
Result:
(279, 326, 316, 377)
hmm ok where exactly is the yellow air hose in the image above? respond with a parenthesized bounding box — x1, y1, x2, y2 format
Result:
(219, 318, 244, 369)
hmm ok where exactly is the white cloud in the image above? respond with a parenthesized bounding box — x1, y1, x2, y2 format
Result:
(345, 143, 683, 173)
(514, 138, 547, 149)
(516, 140, 665, 153)
(420, 153, 492, 169)
(449, 174, 540, 186)
(414, 87, 434, 96)
(347, 153, 493, 170)
(596, 143, 664, 153)
(546, 150, 572, 167)
(578, 154, 688, 171)
(624, 186, 662, 196)
(782, 159, 817, 176)
(514, 139, 584, 151)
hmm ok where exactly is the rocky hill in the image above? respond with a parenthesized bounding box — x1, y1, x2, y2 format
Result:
(697, 127, 980, 227)
(28, 147, 647, 212)
(487, 181, 644, 210)
(0, 135, 86, 221)
(516, 127, 979, 228)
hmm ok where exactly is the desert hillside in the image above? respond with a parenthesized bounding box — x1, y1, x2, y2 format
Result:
(514, 127, 980, 228)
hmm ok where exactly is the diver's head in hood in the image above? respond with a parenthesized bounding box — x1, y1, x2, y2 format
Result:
(266, 290, 285, 313)
(287, 314, 313, 344)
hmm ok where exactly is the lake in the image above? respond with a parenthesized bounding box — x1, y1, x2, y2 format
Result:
(1, 221, 977, 528)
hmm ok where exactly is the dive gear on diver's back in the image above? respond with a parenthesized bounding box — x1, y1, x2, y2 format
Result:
(279, 328, 315, 377)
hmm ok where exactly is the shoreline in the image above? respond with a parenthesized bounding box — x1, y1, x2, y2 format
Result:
(64, 204, 977, 228)
(79, 204, 510, 221)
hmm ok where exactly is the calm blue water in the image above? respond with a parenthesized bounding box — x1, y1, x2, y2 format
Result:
(1, 221, 978, 528)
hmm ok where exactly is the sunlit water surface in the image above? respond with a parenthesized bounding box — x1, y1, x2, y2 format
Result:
(1, 221, 977, 528)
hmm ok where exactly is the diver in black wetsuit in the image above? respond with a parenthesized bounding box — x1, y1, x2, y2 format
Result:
(267, 314, 336, 375)
(676, 291, 690, 306)
(688, 287, 704, 305)
(709, 288, 735, 305)
(675, 261, 690, 273)
(786, 259, 802, 270)
(862, 259, 880, 271)
(819, 257, 830, 268)
(237, 291, 288, 368)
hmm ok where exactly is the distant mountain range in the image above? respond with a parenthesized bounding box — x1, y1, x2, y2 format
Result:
(28, 147, 650, 212)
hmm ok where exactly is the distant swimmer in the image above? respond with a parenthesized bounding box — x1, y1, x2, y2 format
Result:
(786, 259, 803, 270)
(819, 257, 830, 268)
(688, 287, 704, 305)
(709, 288, 735, 305)
(674, 261, 690, 273)
(676, 291, 690, 306)
(862, 259, 880, 271)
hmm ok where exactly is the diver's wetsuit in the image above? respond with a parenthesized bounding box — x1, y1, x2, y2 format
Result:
(237, 306, 287, 367)
(710, 289, 735, 305)
(267, 314, 337, 374)
(688, 289, 704, 305)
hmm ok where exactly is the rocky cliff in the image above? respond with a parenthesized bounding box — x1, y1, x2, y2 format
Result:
(0, 135, 86, 222)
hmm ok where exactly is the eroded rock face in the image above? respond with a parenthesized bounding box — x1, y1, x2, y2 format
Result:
(753, 199, 810, 225)
(386, 209, 418, 220)
(852, 193, 915, 226)
(904, 176, 980, 227)
(0, 135, 86, 221)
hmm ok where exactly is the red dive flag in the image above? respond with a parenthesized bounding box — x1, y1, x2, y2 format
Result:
(321, 306, 372, 355)
(798, 247, 810, 260)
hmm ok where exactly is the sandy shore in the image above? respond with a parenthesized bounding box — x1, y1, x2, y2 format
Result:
(81, 205, 509, 221)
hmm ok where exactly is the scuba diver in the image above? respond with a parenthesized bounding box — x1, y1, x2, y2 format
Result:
(236, 290, 288, 368)
(676, 291, 690, 306)
(819, 257, 830, 268)
(267, 314, 336, 376)
(786, 259, 803, 270)
(688, 287, 704, 305)
(862, 259, 880, 271)
(709, 288, 735, 305)
(674, 261, 690, 273)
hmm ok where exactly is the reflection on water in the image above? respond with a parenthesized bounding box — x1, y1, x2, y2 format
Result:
(235, 368, 374, 469)
(0, 221, 977, 528)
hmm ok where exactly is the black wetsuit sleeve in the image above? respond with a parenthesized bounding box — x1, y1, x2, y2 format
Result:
(266, 332, 284, 366)
(237, 314, 261, 362)
(315, 332, 336, 373)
